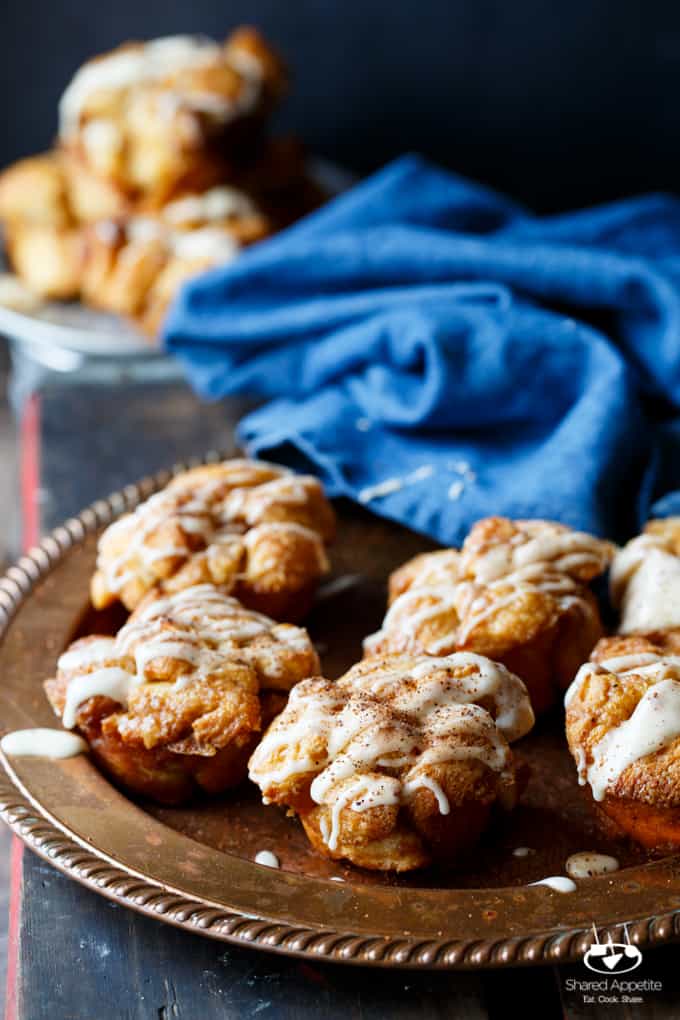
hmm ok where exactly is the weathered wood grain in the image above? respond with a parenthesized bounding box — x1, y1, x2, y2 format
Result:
(18, 848, 496, 1020)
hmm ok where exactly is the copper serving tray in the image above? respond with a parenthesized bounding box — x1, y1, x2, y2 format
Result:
(1, 455, 679, 970)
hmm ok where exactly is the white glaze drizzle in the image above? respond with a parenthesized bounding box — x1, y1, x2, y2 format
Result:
(370, 521, 610, 654)
(59, 34, 263, 137)
(252, 680, 342, 792)
(402, 774, 450, 814)
(1, 729, 88, 759)
(249, 653, 533, 854)
(170, 227, 239, 263)
(467, 525, 611, 585)
(600, 652, 674, 674)
(395, 550, 461, 590)
(611, 539, 680, 633)
(57, 638, 117, 672)
(163, 187, 257, 226)
(224, 475, 322, 523)
(586, 677, 680, 801)
(375, 586, 458, 654)
(565, 651, 680, 709)
(319, 775, 401, 851)
(114, 216, 242, 264)
(122, 584, 272, 648)
(56, 585, 315, 730)
(94, 461, 328, 598)
(62, 667, 138, 729)
(564, 662, 597, 708)
(609, 533, 662, 604)
(243, 521, 328, 573)
(456, 569, 593, 645)
(344, 652, 534, 742)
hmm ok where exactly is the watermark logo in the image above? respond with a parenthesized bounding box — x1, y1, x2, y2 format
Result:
(583, 925, 643, 975)
(564, 925, 661, 1007)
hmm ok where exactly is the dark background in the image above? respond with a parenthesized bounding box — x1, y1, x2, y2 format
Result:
(2, 0, 679, 212)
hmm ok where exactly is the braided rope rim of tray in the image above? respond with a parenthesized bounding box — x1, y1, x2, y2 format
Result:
(0, 450, 679, 969)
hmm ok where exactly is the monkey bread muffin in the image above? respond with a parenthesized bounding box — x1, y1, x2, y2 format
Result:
(365, 517, 614, 715)
(45, 584, 319, 804)
(90, 459, 336, 621)
(249, 651, 534, 871)
(566, 634, 680, 850)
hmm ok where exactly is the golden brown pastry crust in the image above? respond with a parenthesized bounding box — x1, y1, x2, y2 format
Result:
(642, 517, 680, 552)
(80, 221, 168, 316)
(0, 152, 84, 299)
(387, 549, 461, 605)
(44, 584, 318, 804)
(0, 162, 309, 326)
(90, 459, 335, 621)
(60, 147, 130, 223)
(367, 517, 614, 715)
(249, 652, 534, 871)
(459, 516, 614, 584)
(134, 255, 209, 336)
(0, 152, 73, 229)
(566, 634, 680, 849)
(59, 28, 287, 207)
(3, 222, 83, 300)
(79, 186, 271, 332)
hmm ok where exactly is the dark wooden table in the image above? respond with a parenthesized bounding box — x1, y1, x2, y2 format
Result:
(5, 373, 680, 1019)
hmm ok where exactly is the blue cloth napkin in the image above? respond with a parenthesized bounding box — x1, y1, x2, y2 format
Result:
(164, 155, 680, 545)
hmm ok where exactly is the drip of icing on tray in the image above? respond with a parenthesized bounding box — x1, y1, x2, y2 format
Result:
(254, 850, 279, 868)
(529, 876, 577, 893)
(565, 853, 619, 879)
(1, 729, 88, 759)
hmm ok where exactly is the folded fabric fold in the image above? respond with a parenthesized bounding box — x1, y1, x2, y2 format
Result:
(164, 155, 680, 545)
